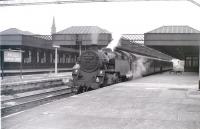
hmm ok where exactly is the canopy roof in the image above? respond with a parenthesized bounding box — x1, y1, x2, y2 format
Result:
(57, 26, 111, 34)
(0, 28, 34, 35)
(121, 34, 144, 44)
(145, 25, 200, 60)
(147, 26, 200, 34)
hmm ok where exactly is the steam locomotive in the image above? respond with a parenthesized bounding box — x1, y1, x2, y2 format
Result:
(71, 45, 172, 94)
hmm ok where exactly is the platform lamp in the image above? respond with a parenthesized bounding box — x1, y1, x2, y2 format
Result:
(53, 44, 60, 75)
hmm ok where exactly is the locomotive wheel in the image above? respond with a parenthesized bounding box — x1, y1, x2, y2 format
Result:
(77, 86, 85, 94)
(100, 74, 108, 87)
(77, 86, 92, 94)
(120, 76, 127, 82)
(77, 87, 82, 94)
(100, 81, 106, 88)
(87, 87, 93, 91)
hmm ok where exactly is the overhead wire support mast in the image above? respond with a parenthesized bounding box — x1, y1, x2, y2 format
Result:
(0, 0, 200, 7)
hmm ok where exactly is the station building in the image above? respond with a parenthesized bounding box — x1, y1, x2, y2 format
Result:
(0, 26, 112, 74)
(0, 28, 78, 72)
(144, 26, 200, 72)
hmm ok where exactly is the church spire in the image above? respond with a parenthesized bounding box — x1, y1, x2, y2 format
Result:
(51, 16, 56, 35)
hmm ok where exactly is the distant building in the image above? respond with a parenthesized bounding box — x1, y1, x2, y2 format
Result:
(144, 25, 200, 72)
(52, 26, 112, 55)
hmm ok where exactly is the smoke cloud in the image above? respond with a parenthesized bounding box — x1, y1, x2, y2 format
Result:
(132, 56, 151, 79)
(107, 32, 121, 51)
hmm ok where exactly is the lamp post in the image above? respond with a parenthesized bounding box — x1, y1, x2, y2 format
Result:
(53, 45, 60, 75)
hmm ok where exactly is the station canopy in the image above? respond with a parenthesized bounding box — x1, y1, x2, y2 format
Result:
(118, 36, 173, 61)
(53, 26, 112, 46)
(144, 26, 200, 60)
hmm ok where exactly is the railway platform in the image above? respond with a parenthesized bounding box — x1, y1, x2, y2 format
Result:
(0, 68, 72, 77)
(1, 72, 72, 85)
(2, 72, 200, 129)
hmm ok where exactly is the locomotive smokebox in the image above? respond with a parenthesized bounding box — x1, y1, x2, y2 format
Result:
(80, 50, 110, 73)
(80, 50, 100, 72)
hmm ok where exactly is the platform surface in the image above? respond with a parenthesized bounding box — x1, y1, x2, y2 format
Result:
(2, 72, 200, 129)
(1, 72, 72, 85)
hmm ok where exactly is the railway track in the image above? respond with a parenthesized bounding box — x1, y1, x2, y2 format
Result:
(1, 79, 73, 117)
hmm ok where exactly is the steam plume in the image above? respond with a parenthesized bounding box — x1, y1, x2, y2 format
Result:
(107, 32, 122, 51)
(132, 56, 151, 79)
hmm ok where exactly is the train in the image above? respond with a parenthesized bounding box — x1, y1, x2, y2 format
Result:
(71, 46, 172, 94)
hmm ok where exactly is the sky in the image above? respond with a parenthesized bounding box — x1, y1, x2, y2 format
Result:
(0, 1, 200, 36)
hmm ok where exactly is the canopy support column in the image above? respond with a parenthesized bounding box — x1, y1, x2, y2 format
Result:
(199, 45, 200, 90)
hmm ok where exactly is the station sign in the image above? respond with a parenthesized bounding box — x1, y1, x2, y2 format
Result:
(4, 50, 22, 63)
